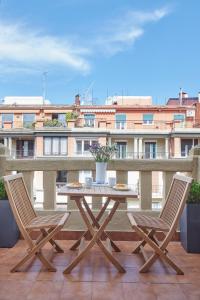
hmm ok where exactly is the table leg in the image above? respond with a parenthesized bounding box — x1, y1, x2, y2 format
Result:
(63, 199, 125, 274)
(70, 197, 120, 251)
(82, 197, 121, 252)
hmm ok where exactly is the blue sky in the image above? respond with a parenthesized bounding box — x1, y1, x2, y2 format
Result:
(0, 0, 199, 105)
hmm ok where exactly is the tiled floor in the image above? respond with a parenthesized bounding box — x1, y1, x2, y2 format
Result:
(0, 240, 200, 299)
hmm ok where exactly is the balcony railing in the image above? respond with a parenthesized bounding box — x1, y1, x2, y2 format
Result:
(11, 150, 35, 159)
(1, 118, 200, 130)
(1, 144, 199, 232)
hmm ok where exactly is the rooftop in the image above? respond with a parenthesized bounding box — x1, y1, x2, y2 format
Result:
(167, 97, 199, 106)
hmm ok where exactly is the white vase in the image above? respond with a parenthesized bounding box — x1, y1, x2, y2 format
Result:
(95, 162, 107, 184)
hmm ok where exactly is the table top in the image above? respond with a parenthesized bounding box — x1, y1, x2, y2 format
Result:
(58, 185, 138, 198)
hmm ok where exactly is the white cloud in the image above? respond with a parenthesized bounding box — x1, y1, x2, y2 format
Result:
(0, 6, 170, 75)
(0, 21, 91, 74)
(95, 7, 170, 55)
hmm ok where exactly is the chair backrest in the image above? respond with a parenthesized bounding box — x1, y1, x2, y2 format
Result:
(3, 173, 36, 232)
(160, 174, 193, 229)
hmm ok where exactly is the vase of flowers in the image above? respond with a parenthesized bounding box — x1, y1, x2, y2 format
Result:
(89, 143, 117, 184)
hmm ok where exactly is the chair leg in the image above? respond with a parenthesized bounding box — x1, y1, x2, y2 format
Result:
(162, 253, 184, 275)
(41, 229, 64, 253)
(11, 226, 62, 272)
(132, 229, 155, 254)
(36, 252, 56, 272)
(139, 253, 159, 273)
(133, 226, 184, 275)
(11, 251, 36, 272)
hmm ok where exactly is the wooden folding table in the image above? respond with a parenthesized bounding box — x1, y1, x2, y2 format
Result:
(58, 185, 137, 274)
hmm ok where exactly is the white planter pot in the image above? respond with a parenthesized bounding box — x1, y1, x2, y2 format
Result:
(95, 162, 107, 184)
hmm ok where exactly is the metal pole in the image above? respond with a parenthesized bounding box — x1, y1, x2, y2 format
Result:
(42, 71, 48, 104)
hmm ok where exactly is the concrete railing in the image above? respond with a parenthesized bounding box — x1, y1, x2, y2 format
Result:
(0, 144, 200, 232)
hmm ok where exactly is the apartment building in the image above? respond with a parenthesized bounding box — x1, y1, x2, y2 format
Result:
(0, 93, 200, 201)
(0, 94, 199, 159)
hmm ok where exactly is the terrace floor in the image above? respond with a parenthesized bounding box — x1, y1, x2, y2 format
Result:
(0, 240, 200, 300)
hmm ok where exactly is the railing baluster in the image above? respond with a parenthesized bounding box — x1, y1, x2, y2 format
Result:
(116, 170, 128, 210)
(23, 171, 34, 204)
(67, 171, 79, 210)
(43, 171, 57, 210)
(92, 170, 102, 210)
(140, 171, 152, 210)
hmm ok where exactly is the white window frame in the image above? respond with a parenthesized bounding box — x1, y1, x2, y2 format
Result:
(75, 139, 98, 156)
(84, 114, 95, 127)
(143, 114, 154, 125)
(43, 137, 67, 156)
(22, 113, 35, 127)
(144, 141, 157, 159)
(115, 114, 126, 129)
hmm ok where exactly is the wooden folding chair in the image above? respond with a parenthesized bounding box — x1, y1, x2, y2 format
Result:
(127, 174, 193, 275)
(3, 173, 70, 272)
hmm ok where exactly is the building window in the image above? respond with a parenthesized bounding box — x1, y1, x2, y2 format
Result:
(23, 113, 35, 128)
(44, 137, 67, 156)
(116, 142, 127, 158)
(115, 114, 126, 129)
(16, 140, 34, 158)
(181, 139, 198, 157)
(56, 171, 67, 183)
(84, 114, 95, 127)
(143, 114, 153, 124)
(1, 113, 13, 128)
(144, 142, 156, 159)
(174, 114, 185, 121)
(76, 139, 98, 155)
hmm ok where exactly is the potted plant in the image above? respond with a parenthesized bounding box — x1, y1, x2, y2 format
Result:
(43, 119, 63, 127)
(89, 143, 117, 184)
(0, 178, 19, 247)
(180, 180, 200, 253)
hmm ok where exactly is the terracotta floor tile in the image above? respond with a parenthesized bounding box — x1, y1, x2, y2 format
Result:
(92, 266, 123, 282)
(122, 282, 156, 300)
(180, 283, 200, 299)
(152, 283, 187, 300)
(63, 266, 93, 282)
(27, 281, 63, 300)
(60, 282, 92, 300)
(36, 266, 65, 281)
(0, 280, 33, 300)
(92, 282, 124, 300)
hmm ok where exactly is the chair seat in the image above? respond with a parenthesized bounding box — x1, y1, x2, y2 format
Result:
(127, 213, 170, 232)
(26, 213, 70, 230)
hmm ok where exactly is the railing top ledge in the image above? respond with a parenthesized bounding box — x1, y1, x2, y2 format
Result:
(4, 157, 193, 172)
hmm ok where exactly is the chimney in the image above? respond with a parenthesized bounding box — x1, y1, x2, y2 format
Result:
(75, 94, 80, 106)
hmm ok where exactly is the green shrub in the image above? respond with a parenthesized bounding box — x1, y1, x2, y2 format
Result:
(66, 111, 78, 122)
(0, 178, 7, 200)
(44, 119, 63, 127)
(187, 181, 200, 204)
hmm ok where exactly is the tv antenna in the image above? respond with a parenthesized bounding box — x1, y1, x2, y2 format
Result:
(81, 81, 95, 105)
(42, 71, 48, 104)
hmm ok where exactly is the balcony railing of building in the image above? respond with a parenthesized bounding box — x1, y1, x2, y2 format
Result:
(1, 144, 200, 233)
(1, 118, 200, 130)
(7, 150, 193, 160)
(75, 118, 199, 130)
